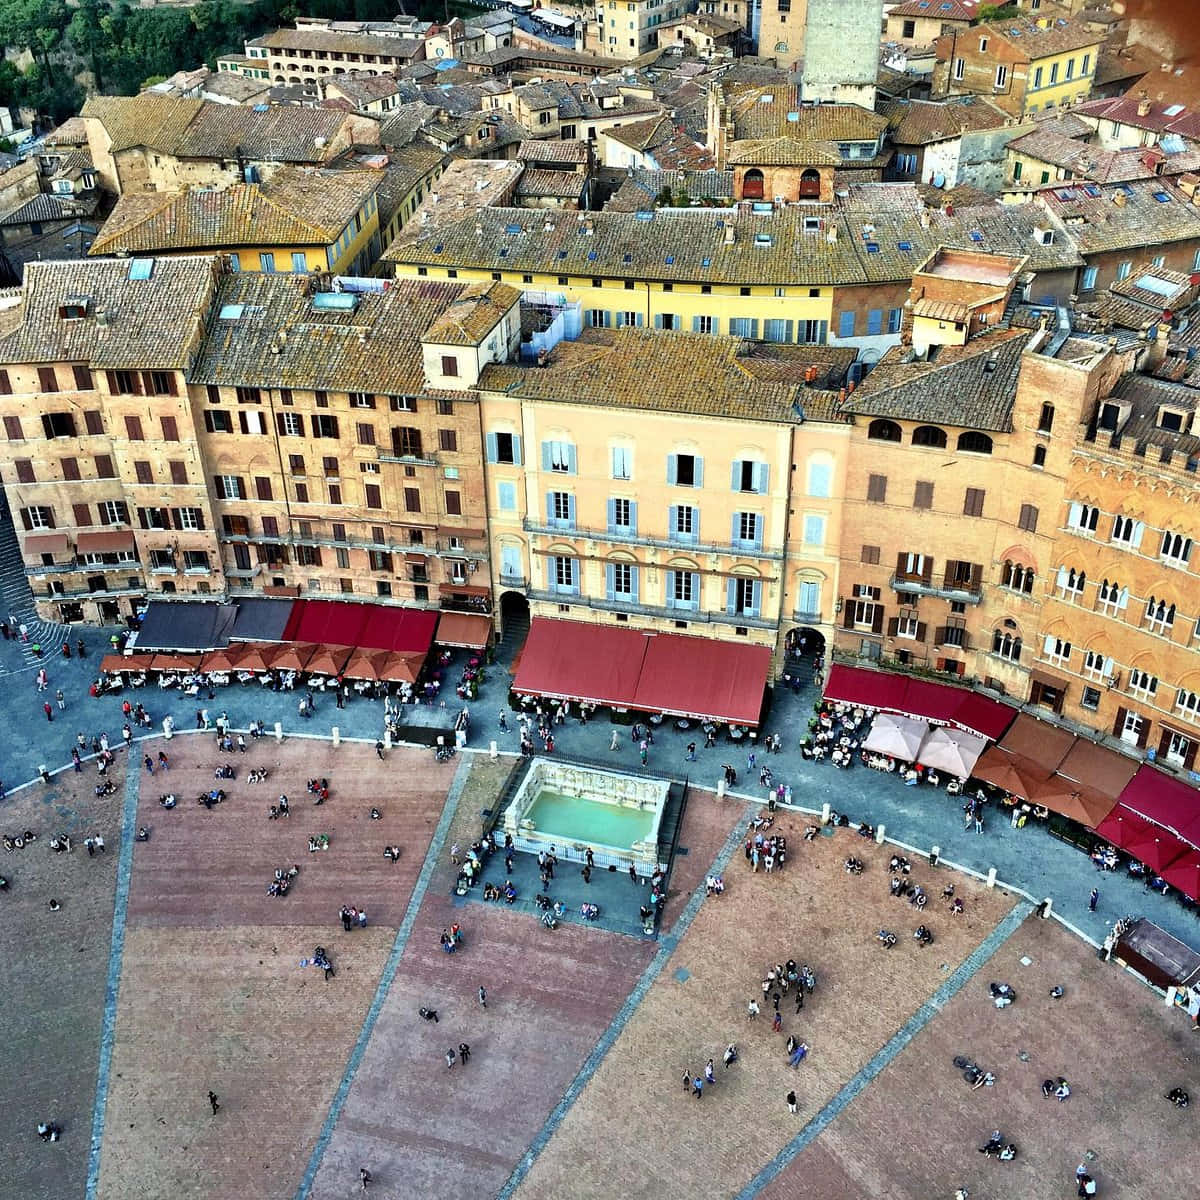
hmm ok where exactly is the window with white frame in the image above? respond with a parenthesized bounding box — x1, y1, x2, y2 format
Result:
(1111, 515, 1144, 548)
(992, 630, 1022, 662)
(609, 561, 635, 599)
(995, 64, 1008, 88)
(671, 504, 698, 543)
(1177, 688, 1200, 718)
(548, 490, 574, 528)
(1160, 530, 1193, 568)
(734, 511, 761, 548)
(896, 615, 919, 639)
(611, 445, 632, 480)
(98, 500, 128, 525)
(1083, 649, 1113, 679)
(175, 507, 202, 530)
(796, 579, 820, 618)
(1043, 635, 1072, 664)
(729, 576, 760, 616)
(1128, 668, 1158, 698)
(668, 569, 698, 608)
(1144, 596, 1176, 633)
(278, 411, 303, 438)
(551, 555, 577, 592)
(1056, 565, 1086, 598)
(544, 440, 576, 474)
(1096, 578, 1128, 615)
(1067, 501, 1100, 534)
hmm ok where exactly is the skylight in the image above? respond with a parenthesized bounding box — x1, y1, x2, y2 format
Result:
(1153, 191, 1171, 203)
(1164, 104, 1185, 117)
(219, 304, 244, 320)
(128, 258, 154, 280)
(969, 230, 984, 242)
(898, 241, 913, 251)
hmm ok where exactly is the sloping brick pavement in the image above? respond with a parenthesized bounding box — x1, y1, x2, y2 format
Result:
(0, 763, 127, 1200)
(763, 916, 1200, 1199)
(512, 826, 1018, 1200)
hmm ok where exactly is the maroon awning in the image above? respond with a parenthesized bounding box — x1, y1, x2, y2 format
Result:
(511, 618, 769, 726)
(282, 600, 437, 655)
(435, 611, 492, 649)
(1095, 804, 1192, 873)
(824, 664, 909, 711)
(1116, 764, 1200, 845)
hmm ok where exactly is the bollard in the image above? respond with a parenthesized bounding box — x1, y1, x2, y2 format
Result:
(986, 867, 997, 889)
(274, 721, 283, 743)
(1038, 897, 1053, 919)
(821, 801, 831, 825)
(716, 778, 726, 799)
(875, 823, 886, 845)
(384, 729, 392, 750)
(489, 739, 498, 761)
(331, 726, 340, 748)
(162, 718, 173, 740)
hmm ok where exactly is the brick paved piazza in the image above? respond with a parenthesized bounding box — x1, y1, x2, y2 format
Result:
(1, 741, 1197, 1200)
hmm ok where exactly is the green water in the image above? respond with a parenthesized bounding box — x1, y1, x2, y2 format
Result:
(525, 790, 656, 849)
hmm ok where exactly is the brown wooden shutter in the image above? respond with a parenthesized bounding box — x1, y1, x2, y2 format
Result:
(1184, 739, 1198, 772)
(18, 508, 31, 530)
(72, 502, 91, 526)
(14, 459, 34, 483)
(3, 414, 22, 439)
(170, 460, 187, 484)
(887, 616, 899, 637)
(255, 476, 273, 501)
(1111, 706, 1127, 737)
(842, 603, 854, 630)
(1137, 719, 1151, 749)
(134, 461, 153, 484)
(125, 415, 144, 441)
(915, 623, 927, 642)
(161, 415, 179, 441)
(84, 410, 103, 435)
(871, 606, 884, 635)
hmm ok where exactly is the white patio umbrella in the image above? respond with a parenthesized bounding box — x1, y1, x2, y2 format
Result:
(862, 713, 927, 760)
(916, 725, 987, 777)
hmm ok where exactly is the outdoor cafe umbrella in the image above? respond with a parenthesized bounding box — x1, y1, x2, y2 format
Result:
(915, 725, 987, 778)
(862, 713, 926, 760)
(378, 652, 424, 684)
(1028, 775, 1116, 829)
(270, 642, 318, 673)
(1162, 850, 1200, 903)
(200, 644, 247, 673)
(304, 645, 352, 677)
(343, 648, 392, 682)
(971, 746, 1045, 801)
(233, 643, 276, 673)
(100, 653, 155, 674)
(1121, 822, 1190, 875)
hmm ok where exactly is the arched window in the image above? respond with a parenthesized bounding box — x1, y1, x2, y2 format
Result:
(867, 419, 901, 442)
(957, 430, 993, 454)
(991, 630, 1022, 662)
(1145, 596, 1176, 631)
(742, 168, 764, 200)
(1032, 444, 1046, 468)
(1057, 565, 1086, 597)
(912, 425, 947, 448)
(799, 168, 821, 199)
(1001, 560, 1034, 594)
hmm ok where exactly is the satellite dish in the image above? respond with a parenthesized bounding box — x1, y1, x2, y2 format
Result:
(932, 173, 946, 190)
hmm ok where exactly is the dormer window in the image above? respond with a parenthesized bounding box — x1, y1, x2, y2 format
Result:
(1158, 407, 1186, 432)
(58, 297, 89, 320)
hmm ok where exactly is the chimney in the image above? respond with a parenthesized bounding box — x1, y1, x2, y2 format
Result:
(826, 224, 837, 244)
(1112, 190, 1126, 207)
(724, 223, 736, 244)
(1137, 91, 1152, 117)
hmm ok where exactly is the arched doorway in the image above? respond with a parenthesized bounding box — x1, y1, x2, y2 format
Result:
(786, 626, 825, 660)
(742, 168, 764, 200)
(798, 169, 821, 199)
(499, 590, 530, 649)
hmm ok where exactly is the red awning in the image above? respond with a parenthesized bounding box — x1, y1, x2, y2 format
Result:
(76, 529, 136, 554)
(435, 611, 492, 649)
(824, 664, 910, 711)
(1162, 849, 1200, 903)
(822, 664, 1013, 740)
(1095, 804, 1192, 873)
(511, 618, 768, 726)
(633, 634, 770, 726)
(25, 533, 70, 555)
(513, 619, 646, 707)
(282, 601, 437, 655)
(1116, 764, 1200, 845)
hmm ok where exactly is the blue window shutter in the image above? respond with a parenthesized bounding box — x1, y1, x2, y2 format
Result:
(867, 309, 883, 336)
(784, 320, 794, 343)
(750, 580, 761, 617)
(731, 459, 742, 490)
(567, 494, 576, 527)
(838, 311, 855, 338)
(570, 559, 578, 590)
(628, 501, 637, 535)
(541, 441, 552, 471)
(567, 444, 577, 475)
(694, 457, 704, 487)
(512, 435, 522, 466)
(727, 578, 737, 613)
(485, 432, 498, 463)
(666, 569, 675, 604)
(606, 498, 616, 531)
(754, 516, 763, 549)
(666, 455, 677, 485)
(732, 512, 741, 544)
(668, 504, 677, 535)
(692, 507, 700, 541)
(636, 313, 644, 327)
(630, 566, 639, 602)
(605, 563, 615, 600)
(887, 308, 901, 334)
(755, 462, 769, 493)
(689, 572, 699, 609)
(546, 492, 555, 525)
(817, 320, 827, 344)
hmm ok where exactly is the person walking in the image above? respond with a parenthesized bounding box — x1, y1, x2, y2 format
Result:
(144, 754, 155, 775)
(458, 1041, 471, 1066)
(207, 1090, 220, 1115)
(158, 751, 169, 770)
(609, 729, 620, 751)
(1088, 887, 1099, 912)
(772, 1009, 782, 1032)
(478, 985, 487, 1009)
(786, 1090, 798, 1114)
(748, 999, 760, 1020)
(686, 741, 696, 762)
(55, 689, 65, 711)
(445, 1048, 456, 1069)
(359, 1167, 372, 1192)
(705, 1059, 715, 1085)
(692, 1076, 703, 1100)
(375, 741, 385, 760)
(72, 749, 82, 773)
(43, 701, 53, 722)
(640, 740, 648, 766)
